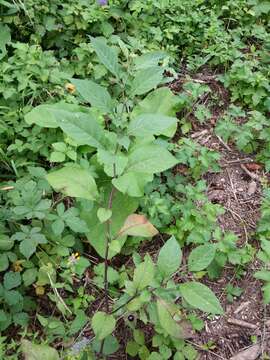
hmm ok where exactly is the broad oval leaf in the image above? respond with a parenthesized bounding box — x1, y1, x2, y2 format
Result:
(118, 214, 158, 238)
(157, 236, 182, 278)
(25, 103, 105, 149)
(127, 144, 178, 174)
(133, 51, 167, 70)
(0, 234, 14, 251)
(97, 208, 112, 223)
(47, 166, 98, 200)
(157, 299, 184, 339)
(70, 78, 113, 113)
(25, 103, 89, 128)
(180, 282, 223, 315)
(133, 255, 155, 291)
(130, 66, 163, 96)
(128, 113, 178, 138)
(57, 112, 105, 149)
(21, 340, 59, 360)
(188, 244, 216, 272)
(92, 312, 116, 340)
(91, 37, 121, 77)
(80, 187, 139, 258)
(112, 172, 153, 197)
(132, 87, 181, 118)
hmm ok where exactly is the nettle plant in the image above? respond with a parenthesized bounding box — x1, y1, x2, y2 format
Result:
(25, 38, 224, 359)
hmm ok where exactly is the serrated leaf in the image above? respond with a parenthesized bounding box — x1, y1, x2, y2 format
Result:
(47, 166, 98, 200)
(133, 255, 155, 291)
(0, 253, 9, 272)
(157, 236, 182, 277)
(128, 113, 178, 138)
(4, 272, 21, 290)
(92, 312, 116, 340)
(130, 66, 163, 96)
(70, 78, 113, 113)
(21, 340, 59, 360)
(180, 282, 223, 315)
(188, 244, 216, 272)
(19, 239, 37, 259)
(118, 214, 158, 238)
(91, 37, 121, 77)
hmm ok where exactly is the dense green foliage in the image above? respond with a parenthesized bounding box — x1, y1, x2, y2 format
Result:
(0, 0, 269, 359)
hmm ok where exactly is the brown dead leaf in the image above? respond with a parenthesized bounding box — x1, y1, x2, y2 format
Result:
(247, 180, 257, 196)
(117, 214, 158, 238)
(245, 163, 262, 171)
(230, 344, 261, 360)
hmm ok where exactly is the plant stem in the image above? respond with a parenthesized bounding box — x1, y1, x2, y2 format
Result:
(104, 185, 116, 312)
(99, 182, 116, 358)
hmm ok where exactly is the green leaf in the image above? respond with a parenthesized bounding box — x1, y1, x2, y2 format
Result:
(254, 270, 270, 282)
(157, 236, 182, 278)
(91, 37, 121, 77)
(4, 290, 23, 306)
(133, 51, 167, 70)
(92, 335, 119, 356)
(0, 234, 14, 251)
(13, 312, 29, 327)
(4, 272, 21, 290)
(125, 144, 177, 174)
(70, 78, 113, 113)
(0, 24, 11, 60)
(47, 166, 98, 200)
(157, 299, 183, 339)
(133, 255, 155, 291)
(97, 149, 128, 177)
(97, 208, 112, 223)
(133, 329, 145, 345)
(52, 219, 65, 235)
(128, 113, 178, 138)
(92, 312, 116, 340)
(113, 144, 177, 197)
(21, 340, 59, 360)
(0, 253, 9, 272)
(132, 87, 181, 117)
(20, 239, 37, 259)
(188, 244, 216, 272)
(126, 341, 140, 357)
(81, 187, 138, 258)
(118, 214, 158, 238)
(23, 268, 38, 286)
(56, 112, 105, 149)
(25, 103, 87, 128)
(69, 310, 88, 335)
(112, 172, 153, 197)
(180, 282, 223, 315)
(130, 66, 163, 96)
(50, 151, 66, 163)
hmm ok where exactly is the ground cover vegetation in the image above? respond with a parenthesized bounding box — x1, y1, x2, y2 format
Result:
(0, 0, 269, 359)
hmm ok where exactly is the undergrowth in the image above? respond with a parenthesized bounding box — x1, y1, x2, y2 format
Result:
(0, 0, 269, 359)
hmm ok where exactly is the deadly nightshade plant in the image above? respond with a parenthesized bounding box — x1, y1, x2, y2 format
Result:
(25, 38, 223, 357)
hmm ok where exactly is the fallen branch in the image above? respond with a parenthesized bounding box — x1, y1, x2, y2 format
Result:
(227, 317, 257, 330)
